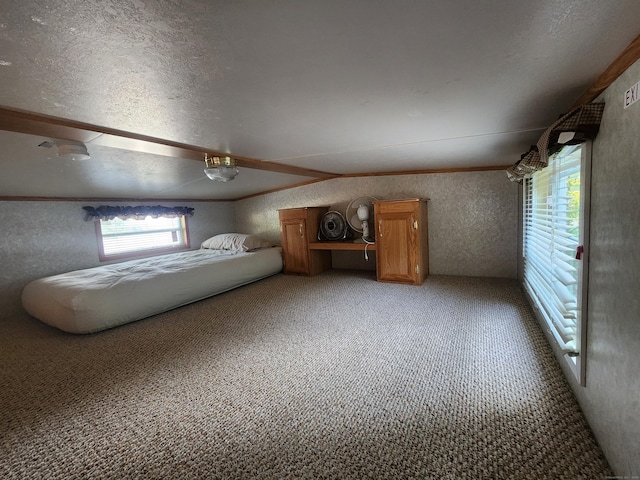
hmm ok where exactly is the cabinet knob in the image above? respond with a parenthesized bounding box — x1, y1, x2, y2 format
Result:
(299, 223, 304, 237)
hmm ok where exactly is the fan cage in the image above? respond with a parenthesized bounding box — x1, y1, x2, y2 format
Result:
(318, 211, 348, 241)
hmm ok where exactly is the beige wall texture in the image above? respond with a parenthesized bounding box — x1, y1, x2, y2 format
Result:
(1, 170, 517, 318)
(563, 59, 640, 476)
(0, 200, 235, 316)
(235, 169, 518, 278)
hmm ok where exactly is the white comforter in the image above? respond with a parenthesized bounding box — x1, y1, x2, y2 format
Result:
(22, 247, 282, 334)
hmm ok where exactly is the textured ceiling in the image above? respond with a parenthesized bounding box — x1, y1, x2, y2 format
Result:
(1, 1, 639, 199)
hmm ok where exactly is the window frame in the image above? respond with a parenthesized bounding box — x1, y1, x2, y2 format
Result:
(94, 215, 191, 262)
(522, 142, 591, 386)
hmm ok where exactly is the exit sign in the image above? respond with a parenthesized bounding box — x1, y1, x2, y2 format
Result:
(625, 80, 639, 109)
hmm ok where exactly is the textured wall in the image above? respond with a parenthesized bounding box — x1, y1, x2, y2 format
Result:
(565, 59, 640, 475)
(0, 200, 235, 317)
(235, 170, 518, 278)
(2, 171, 517, 318)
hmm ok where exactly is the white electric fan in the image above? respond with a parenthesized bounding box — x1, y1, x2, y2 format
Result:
(345, 196, 377, 243)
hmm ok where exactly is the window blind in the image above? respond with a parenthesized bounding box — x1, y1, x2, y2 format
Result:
(99, 216, 187, 257)
(523, 145, 582, 353)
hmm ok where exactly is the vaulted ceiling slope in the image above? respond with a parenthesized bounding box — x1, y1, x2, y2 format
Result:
(1, 1, 639, 200)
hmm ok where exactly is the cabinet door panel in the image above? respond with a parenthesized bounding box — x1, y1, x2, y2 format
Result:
(281, 219, 308, 274)
(377, 212, 417, 283)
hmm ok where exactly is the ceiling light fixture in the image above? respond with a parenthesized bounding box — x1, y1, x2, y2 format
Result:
(204, 154, 239, 182)
(56, 141, 90, 161)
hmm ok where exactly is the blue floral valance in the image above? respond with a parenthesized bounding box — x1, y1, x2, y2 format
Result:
(83, 205, 195, 221)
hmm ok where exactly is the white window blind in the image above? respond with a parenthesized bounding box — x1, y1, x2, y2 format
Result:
(98, 216, 188, 260)
(523, 144, 584, 354)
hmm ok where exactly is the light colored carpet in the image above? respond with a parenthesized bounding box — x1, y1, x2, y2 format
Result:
(1, 271, 611, 479)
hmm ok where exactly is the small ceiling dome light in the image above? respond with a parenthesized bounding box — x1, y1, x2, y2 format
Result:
(204, 154, 239, 182)
(57, 141, 90, 161)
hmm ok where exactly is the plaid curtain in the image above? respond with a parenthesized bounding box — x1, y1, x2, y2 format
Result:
(83, 205, 194, 221)
(507, 102, 605, 183)
(506, 146, 543, 183)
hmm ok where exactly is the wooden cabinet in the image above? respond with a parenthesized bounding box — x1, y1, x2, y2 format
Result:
(278, 207, 332, 275)
(279, 200, 428, 285)
(374, 199, 429, 285)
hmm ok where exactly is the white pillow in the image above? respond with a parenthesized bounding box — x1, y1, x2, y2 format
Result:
(200, 233, 276, 252)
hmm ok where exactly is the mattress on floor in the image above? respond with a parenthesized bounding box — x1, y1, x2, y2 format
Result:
(22, 247, 283, 334)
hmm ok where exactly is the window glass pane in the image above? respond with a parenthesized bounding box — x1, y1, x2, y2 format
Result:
(98, 216, 188, 259)
(523, 144, 583, 354)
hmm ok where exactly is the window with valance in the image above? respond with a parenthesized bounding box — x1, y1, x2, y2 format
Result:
(508, 102, 604, 386)
(83, 205, 194, 261)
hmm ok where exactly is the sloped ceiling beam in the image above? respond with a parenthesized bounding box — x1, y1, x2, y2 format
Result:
(570, 32, 640, 110)
(0, 106, 338, 179)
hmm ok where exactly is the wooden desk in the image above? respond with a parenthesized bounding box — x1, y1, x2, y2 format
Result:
(308, 241, 376, 251)
(279, 200, 428, 284)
